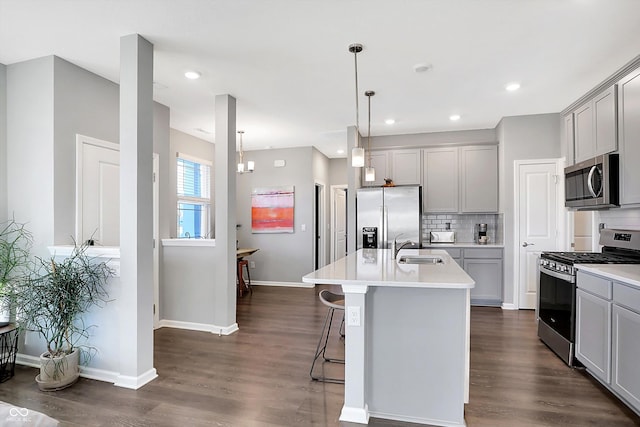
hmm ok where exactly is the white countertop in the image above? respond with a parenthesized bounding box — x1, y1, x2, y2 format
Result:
(576, 264, 640, 289)
(303, 248, 474, 289)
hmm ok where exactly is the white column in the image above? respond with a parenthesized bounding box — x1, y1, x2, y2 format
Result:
(116, 34, 157, 388)
(213, 94, 238, 331)
(340, 284, 370, 424)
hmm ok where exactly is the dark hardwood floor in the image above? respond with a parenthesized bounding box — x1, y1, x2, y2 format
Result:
(1, 284, 639, 426)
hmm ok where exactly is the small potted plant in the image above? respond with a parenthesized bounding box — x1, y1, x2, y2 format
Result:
(0, 218, 32, 327)
(17, 242, 114, 391)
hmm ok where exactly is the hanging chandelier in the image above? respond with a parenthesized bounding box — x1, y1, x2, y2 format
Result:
(364, 90, 375, 182)
(237, 130, 254, 173)
(349, 43, 365, 168)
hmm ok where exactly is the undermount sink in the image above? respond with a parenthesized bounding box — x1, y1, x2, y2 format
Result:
(397, 255, 444, 264)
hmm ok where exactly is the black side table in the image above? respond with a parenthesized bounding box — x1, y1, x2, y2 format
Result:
(0, 324, 19, 382)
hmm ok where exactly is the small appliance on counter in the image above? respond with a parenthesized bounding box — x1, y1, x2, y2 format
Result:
(429, 231, 456, 244)
(476, 224, 489, 244)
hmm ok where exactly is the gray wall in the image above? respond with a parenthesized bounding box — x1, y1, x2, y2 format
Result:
(236, 146, 316, 283)
(329, 158, 347, 186)
(497, 113, 561, 306)
(169, 128, 215, 238)
(371, 128, 497, 149)
(53, 56, 120, 244)
(6, 56, 55, 257)
(0, 63, 6, 224)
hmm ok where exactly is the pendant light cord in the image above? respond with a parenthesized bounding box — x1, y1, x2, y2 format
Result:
(354, 49, 360, 146)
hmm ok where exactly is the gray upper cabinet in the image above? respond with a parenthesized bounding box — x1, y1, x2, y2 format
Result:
(593, 87, 617, 155)
(573, 85, 617, 163)
(390, 149, 421, 185)
(362, 149, 420, 187)
(460, 145, 498, 213)
(617, 68, 640, 206)
(362, 151, 389, 187)
(421, 145, 498, 213)
(562, 113, 575, 165)
(422, 147, 459, 213)
(574, 101, 593, 162)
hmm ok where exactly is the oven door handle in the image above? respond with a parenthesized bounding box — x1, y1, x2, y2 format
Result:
(539, 266, 575, 283)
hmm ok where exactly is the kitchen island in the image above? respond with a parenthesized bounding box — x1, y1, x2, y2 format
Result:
(303, 248, 474, 426)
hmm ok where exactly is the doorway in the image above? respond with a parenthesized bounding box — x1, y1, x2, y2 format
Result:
(331, 185, 347, 262)
(514, 159, 564, 309)
(314, 182, 326, 270)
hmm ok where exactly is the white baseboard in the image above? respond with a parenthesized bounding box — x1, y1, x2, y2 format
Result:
(251, 280, 314, 288)
(114, 368, 158, 389)
(369, 410, 465, 427)
(501, 303, 518, 310)
(158, 319, 239, 335)
(16, 353, 120, 384)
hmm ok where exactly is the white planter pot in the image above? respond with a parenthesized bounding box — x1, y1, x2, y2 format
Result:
(36, 348, 80, 391)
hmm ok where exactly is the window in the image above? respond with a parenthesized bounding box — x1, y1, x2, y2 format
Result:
(177, 154, 211, 238)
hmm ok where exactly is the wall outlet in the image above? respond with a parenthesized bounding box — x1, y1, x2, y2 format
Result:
(347, 306, 361, 327)
(250, 261, 256, 269)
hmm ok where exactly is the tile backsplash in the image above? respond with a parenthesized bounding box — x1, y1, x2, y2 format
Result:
(422, 213, 503, 244)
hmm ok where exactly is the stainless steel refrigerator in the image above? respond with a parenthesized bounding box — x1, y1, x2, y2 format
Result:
(356, 185, 422, 250)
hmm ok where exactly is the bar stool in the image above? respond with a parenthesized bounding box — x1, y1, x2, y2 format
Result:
(310, 289, 345, 384)
(237, 259, 252, 296)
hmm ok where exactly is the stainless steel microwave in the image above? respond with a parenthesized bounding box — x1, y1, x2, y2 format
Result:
(565, 153, 619, 209)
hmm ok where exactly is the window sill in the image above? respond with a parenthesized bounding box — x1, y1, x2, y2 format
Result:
(161, 239, 216, 247)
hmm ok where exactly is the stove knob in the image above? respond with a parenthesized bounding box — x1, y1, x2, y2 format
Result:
(559, 265, 567, 272)
(549, 262, 556, 269)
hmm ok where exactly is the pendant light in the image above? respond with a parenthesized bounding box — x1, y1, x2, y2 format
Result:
(364, 90, 376, 182)
(349, 43, 365, 168)
(237, 131, 254, 173)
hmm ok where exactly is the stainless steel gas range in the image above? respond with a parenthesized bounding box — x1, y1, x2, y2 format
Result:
(538, 229, 640, 366)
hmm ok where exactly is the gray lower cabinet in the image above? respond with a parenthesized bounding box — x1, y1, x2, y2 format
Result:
(576, 287, 611, 383)
(441, 247, 502, 306)
(576, 270, 640, 415)
(611, 283, 640, 411)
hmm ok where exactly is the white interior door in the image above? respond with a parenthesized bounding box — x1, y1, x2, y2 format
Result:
(332, 186, 347, 261)
(77, 136, 120, 245)
(517, 160, 562, 309)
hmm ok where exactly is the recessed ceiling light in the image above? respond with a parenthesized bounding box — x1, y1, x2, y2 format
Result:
(449, 114, 461, 121)
(506, 82, 520, 92)
(413, 63, 433, 73)
(184, 71, 201, 80)
(385, 119, 396, 125)
(265, 146, 272, 149)
(337, 149, 345, 154)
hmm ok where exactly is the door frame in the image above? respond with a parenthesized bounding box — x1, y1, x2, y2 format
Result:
(330, 184, 348, 262)
(513, 158, 567, 310)
(314, 180, 327, 269)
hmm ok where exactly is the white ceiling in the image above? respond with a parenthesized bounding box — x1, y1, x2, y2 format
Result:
(1, 0, 639, 157)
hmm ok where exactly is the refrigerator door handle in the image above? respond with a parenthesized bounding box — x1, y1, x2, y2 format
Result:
(382, 206, 388, 249)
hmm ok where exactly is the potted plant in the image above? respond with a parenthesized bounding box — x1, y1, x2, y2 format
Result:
(17, 242, 114, 391)
(0, 218, 32, 327)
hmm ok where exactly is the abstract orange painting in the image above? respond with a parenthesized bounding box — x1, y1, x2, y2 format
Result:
(251, 186, 294, 233)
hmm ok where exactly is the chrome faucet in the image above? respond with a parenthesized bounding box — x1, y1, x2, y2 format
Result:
(392, 235, 414, 259)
